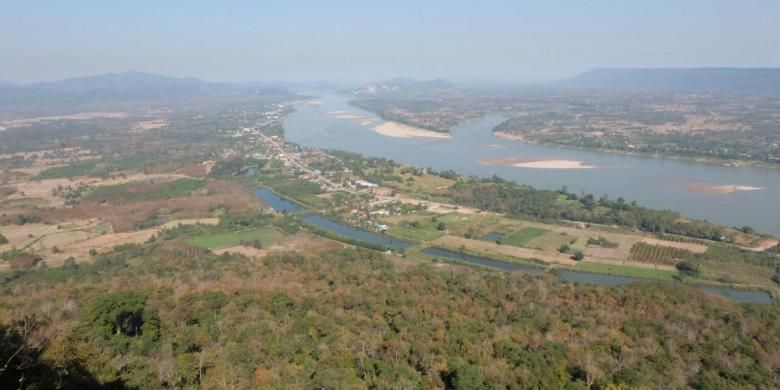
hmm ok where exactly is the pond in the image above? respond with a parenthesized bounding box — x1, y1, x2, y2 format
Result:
(254, 188, 301, 213)
(483, 231, 504, 242)
(302, 215, 412, 250)
(422, 247, 544, 273)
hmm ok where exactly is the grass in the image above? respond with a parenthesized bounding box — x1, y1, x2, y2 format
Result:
(378, 167, 455, 197)
(185, 228, 281, 249)
(36, 161, 100, 179)
(144, 178, 204, 199)
(388, 219, 445, 242)
(270, 180, 324, 207)
(573, 262, 678, 281)
(525, 231, 582, 251)
(503, 227, 549, 247)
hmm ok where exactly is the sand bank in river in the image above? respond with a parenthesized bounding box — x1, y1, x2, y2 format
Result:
(493, 131, 524, 141)
(327, 110, 451, 139)
(373, 122, 451, 139)
(479, 157, 596, 169)
(327, 111, 380, 126)
(687, 183, 765, 194)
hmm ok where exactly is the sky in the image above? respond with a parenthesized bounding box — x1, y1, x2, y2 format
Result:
(2, 0, 779, 83)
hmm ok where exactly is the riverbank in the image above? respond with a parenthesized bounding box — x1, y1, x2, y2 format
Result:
(493, 131, 780, 170)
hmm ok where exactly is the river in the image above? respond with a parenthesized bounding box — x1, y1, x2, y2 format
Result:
(284, 93, 780, 236)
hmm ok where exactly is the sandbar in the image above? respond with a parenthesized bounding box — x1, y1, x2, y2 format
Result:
(687, 183, 765, 194)
(373, 121, 451, 139)
(480, 157, 595, 169)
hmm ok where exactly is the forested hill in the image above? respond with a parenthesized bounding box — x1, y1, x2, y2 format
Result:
(557, 68, 780, 95)
(1, 244, 779, 388)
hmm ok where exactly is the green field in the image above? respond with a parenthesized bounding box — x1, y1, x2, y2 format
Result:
(36, 156, 149, 179)
(388, 219, 445, 242)
(524, 231, 585, 251)
(36, 161, 101, 179)
(185, 228, 282, 249)
(84, 178, 204, 202)
(573, 261, 678, 281)
(270, 180, 323, 206)
(504, 227, 549, 247)
(142, 178, 204, 199)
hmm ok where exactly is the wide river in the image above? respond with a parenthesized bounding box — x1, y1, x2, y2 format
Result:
(284, 93, 780, 236)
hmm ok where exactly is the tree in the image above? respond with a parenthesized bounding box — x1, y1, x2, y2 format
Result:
(572, 251, 584, 261)
(0, 234, 7, 245)
(81, 292, 158, 342)
(436, 222, 446, 231)
(559, 244, 571, 254)
(676, 261, 700, 277)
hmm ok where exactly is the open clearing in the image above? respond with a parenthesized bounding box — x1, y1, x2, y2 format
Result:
(212, 231, 344, 257)
(434, 235, 577, 266)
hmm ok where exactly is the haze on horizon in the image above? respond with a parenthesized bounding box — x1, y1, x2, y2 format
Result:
(2, 0, 780, 84)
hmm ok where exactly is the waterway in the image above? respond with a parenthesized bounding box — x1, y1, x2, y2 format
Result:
(422, 247, 774, 304)
(284, 92, 780, 236)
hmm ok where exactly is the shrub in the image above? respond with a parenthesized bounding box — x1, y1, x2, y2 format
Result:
(676, 261, 701, 277)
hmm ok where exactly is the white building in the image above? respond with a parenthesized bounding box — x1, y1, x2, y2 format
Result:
(355, 180, 378, 188)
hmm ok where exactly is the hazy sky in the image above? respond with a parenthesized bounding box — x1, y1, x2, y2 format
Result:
(2, 1, 779, 83)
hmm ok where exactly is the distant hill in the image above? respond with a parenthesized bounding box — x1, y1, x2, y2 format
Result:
(0, 72, 290, 105)
(354, 79, 454, 97)
(557, 68, 780, 95)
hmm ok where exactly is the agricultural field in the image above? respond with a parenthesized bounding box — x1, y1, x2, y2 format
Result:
(185, 227, 282, 249)
(572, 261, 679, 281)
(503, 227, 549, 247)
(629, 242, 693, 265)
(78, 179, 263, 232)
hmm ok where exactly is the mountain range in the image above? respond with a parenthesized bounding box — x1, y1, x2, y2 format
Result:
(556, 68, 780, 94)
(0, 71, 290, 105)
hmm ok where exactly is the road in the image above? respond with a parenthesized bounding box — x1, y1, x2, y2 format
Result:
(255, 131, 357, 194)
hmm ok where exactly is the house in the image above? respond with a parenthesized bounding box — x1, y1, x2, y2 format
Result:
(355, 180, 378, 188)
